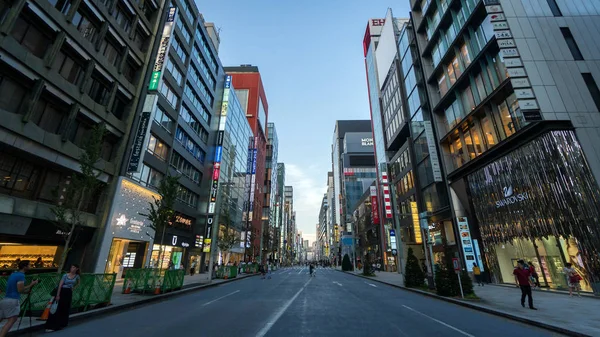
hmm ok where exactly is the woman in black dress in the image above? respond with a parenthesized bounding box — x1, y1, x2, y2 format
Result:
(46, 264, 80, 332)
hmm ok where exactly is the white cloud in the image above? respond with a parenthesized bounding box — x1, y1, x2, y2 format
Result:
(285, 163, 327, 239)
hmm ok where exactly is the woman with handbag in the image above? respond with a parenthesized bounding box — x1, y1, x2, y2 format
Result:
(563, 263, 582, 297)
(45, 264, 80, 332)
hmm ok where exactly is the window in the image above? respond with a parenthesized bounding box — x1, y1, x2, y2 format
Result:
(0, 75, 27, 113)
(165, 59, 183, 86)
(177, 185, 198, 207)
(582, 73, 600, 112)
(53, 47, 84, 85)
(87, 73, 111, 105)
(460, 44, 471, 67)
(188, 65, 213, 106)
(159, 80, 178, 108)
(171, 37, 187, 63)
(71, 6, 98, 43)
(0, 152, 40, 198)
(446, 63, 456, 85)
(170, 151, 201, 183)
(496, 100, 516, 139)
(196, 34, 217, 72)
(113, 3, 133, 33)
(176, 14, 191, 43)
(560, 28, 583, 60)
(129, 163, 163, 188)
(47, 0, 72, 15)
(11, 11, 52, 58)
(178, 0, 194, 24)
(175, 127, 205, 163)
(133, 28, 149, 52)
(111, 94, 129, 120)
(30, 94, 67, 134)
(461, 86, 476, 112)
(449, 136, 466, 168)
(546, 0, 562, 16)
(101, 136, 117, 162)
(184, 84, 210, 123)
(192, 45, 215, 89)
(147, 134, 168, 161)
(67, 116, 93, 147)
(480, 114, 498, 147)
(178, 104, 208, 142)
(153, 106, 174, 133)
(100, 37, 122, 67)
(122, 58, 139, 84)
(438, 73, 448, 97)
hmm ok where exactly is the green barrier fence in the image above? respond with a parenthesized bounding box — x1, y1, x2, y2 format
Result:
(122, 269, 184, 294)
(216, 266, 238, 279)
(0, 273, 116, 315)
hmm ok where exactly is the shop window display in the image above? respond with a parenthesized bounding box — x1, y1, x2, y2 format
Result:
(0, 244, 61, 274)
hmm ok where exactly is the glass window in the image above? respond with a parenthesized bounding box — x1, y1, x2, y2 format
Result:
(0, 75, 27, 113)
(165, 58, 183, 86)
(53, 47, 84, 85)
(11, 12, 52, 58)
(171, 37, 187, 63)
(449, 136, 466, 168)
(582, 73, 600, 112)
(147, 134, 168, 161)
(496, 101, 516, 139)
(560, 27, 584, 61)
(100, 38, 121, 67)
(71, 6, 98, 44)
(438, 72, 448, 97)
(129, 164, 163, 188)
(444, 103, 457, 130)
(461, 86, 476, 112)
(493, 55, 508, 82)
(153, 107, 173, 133)
(480, 114, 498, 147)
(460, 44, 471, 67)
(87, 73, 111, 105)
(413, 132, 429, 163)
(159, 80, 178, 108)
(113, 3, 132, 33)
(447, 63, 456, 85)
(474, 73, 486, 103)
(30, 95, 66, 134)
(546, 0, 562, 16)
(452, 56, 462, 79)
(122, 58, 139, 84)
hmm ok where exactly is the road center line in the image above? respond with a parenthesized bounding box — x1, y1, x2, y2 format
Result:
(401, 305, 475, 337)
(368, 283, 377, 287)
(201, 290, 240, 306)
(255, 277, 312, 337)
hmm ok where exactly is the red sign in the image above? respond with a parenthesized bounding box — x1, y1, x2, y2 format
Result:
(371, 19, 385, 26)
(371, 195, 379, 225)
(212, 167, 220, 180)
(452, 258, 460, 272)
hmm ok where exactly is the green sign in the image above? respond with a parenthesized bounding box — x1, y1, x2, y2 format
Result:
(148, 71, 161, 91)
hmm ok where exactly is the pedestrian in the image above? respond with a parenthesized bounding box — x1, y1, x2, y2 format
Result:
(168, 260, 174, 270)
(528, 261, 540, 289)
(260, 264, 266, 279)
(563, 263, 582, 297)
(190, 260, 197, 276)
(473, 263, 483, 286)
(513, 260, 537, 310)
(45, 264, 80, 332)
(0, 260, 39, 337)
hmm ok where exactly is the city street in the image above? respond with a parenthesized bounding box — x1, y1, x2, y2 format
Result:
(35, 268, 564, 337)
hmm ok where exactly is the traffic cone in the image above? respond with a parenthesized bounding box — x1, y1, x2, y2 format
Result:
(38, 296, 54, 321)
(124, 280, 132, 294)
(154, 279, 161, 295)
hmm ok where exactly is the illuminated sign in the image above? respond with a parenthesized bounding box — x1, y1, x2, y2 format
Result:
(215, 146, 222, 163)
(370, 186, 379, 225)
(411, 202, 422, 244)
(148, 7, 177, 91)
(225, 75, 231, 88)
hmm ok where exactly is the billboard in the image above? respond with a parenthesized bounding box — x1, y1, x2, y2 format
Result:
(375, 9, 398, 89)
(148, 7, 177, 91)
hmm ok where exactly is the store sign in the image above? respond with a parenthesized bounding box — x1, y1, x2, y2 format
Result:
(515, 89, 535, 99)
(485, 4, 502, 13)
(370, 186, 379, 225)
(215, 146, 223, 163)
(424, 122, 443, 182)
(522, 110, 543, 121)
(494, 30, 512, 39)
(381, 173, 393, 219)
(497, 39, 516, 48)
(519, 99, 539, 110)
(411, 202, 422, 244)
(496, 186, 530, 208)
(457, 217, 476, 272)
(148, 7, 177, 91)
(195, 235, 203, 248)
(501, 48, 519, 58)
(217, 131, 224, 146)
(506, 67, 526, 78)
(503, 57, 523, 68)
(483, 0, 500, 5)
(128, 95, 158, 173)
(361, 138, 373, 146)
(489, 13, 505, 21)
(492, 21, 509, 30)
(511, 78, 531, 88)
(109, 178, 157, 240)
(174, 214, 193, 228)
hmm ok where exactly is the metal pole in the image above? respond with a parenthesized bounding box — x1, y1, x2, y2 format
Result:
(457, 271, 464, 298)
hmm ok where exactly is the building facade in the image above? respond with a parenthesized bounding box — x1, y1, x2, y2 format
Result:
(264, 122, 278, 262)
(283, 185, 293, 263)
(317, 193, 328, 261)
(95, 0, 225, 275)
(225, 65, 269, 262)
(410, 0, 600, 293)
(0, 0, 165, 273)
(275, 162, 285, 262)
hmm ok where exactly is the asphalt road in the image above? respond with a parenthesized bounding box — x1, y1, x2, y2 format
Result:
(36, 267, 564, 337)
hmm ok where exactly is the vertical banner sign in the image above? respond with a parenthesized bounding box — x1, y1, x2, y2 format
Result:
(457, 217, 476, 271)
(127, 95, 158, 172)
(485, 3, 541, 122)
(423, 121, 443, 182)
(148, 7, 177, 91)
(370, 186, 379, 225)
(381, 173, 392, 218)
(249, 147, 257, 220)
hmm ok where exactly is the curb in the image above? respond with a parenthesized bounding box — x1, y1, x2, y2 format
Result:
(337, 270, 589, 337)
(8, 274, 258, 336)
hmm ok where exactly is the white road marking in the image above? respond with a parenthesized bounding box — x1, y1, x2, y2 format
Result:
(333, 281, 343, 286)
(368, 283, 377, 287)
(255, 277, 312, 337)
(201, 290, 240, 306)
(297, 268, 305, 275)
(401, 305, 475, 337)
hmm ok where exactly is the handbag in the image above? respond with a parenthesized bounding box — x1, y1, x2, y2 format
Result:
(50, 299, 59, 314)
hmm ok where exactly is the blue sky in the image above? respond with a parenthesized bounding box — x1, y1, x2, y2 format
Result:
(198, 1, 411, 243)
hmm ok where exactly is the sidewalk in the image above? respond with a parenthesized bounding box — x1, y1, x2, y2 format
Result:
(341, 270, 599, 337)
(3, 272, 256, 336)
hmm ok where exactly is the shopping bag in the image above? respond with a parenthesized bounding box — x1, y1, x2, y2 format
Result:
(50, 300, 59, 314)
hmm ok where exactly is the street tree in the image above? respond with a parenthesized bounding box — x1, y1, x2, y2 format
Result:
(140, 174, 179, 272)
(50, 124, 105, 272)
(217, 206, 241, 266)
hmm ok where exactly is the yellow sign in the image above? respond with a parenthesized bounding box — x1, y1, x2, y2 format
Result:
(411, 202, 422, 244)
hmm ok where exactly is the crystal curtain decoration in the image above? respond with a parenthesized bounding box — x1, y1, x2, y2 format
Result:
(467, 130, 600, 284)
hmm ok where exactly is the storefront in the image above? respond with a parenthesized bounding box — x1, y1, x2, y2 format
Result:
(467, 130, 600, 293)
(94, 178, 156, 275)
(151, 232, 193, 270)
(0, 214, 95, 275)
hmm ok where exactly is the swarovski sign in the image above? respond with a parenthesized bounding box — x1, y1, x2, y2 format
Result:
(495, 186, 529, 208)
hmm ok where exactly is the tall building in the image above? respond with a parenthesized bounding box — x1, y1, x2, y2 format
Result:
(317, 193, 328, 261)
(212, 75, 253, 266)
(264, 122, 278, 262)
(275, 162, 285, 262)
(326, 171, 336, 260)
(225, 65, 269, 262)
(331, 120, 372, 263)
(410, 0, 600, 291)
(0, 0, 164, 272)
(283, 185, 293, 263)
(95, 0, 225, 274)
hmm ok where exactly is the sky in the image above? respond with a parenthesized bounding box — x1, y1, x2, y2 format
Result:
(198, 1, 412, 244)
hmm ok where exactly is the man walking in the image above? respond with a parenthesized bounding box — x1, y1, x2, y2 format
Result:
(513, 260, 537, 310)
(0, 260, 39, 337)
